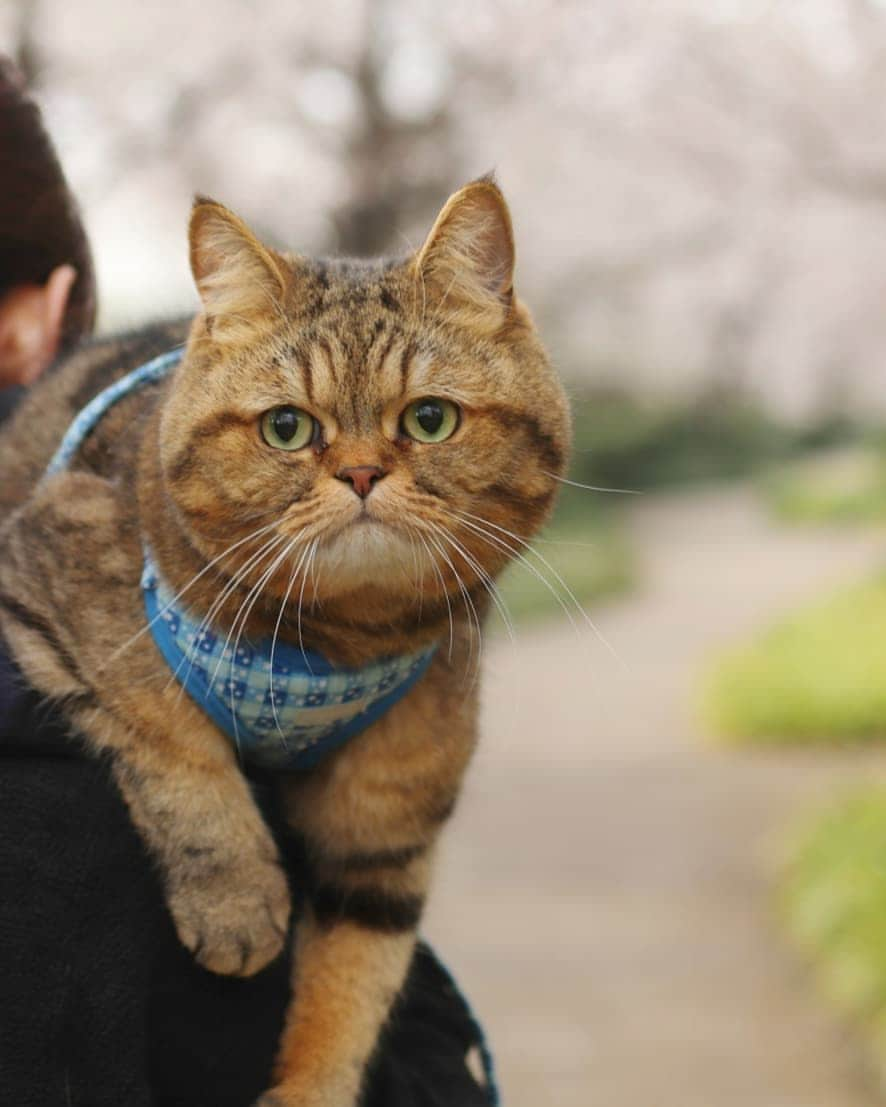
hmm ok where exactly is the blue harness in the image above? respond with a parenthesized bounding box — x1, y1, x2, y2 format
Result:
(46, 348, 437, 771)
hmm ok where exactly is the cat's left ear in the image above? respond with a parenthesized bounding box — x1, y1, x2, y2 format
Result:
(189, 197, 289, 344)
(414, 176, 515, 332)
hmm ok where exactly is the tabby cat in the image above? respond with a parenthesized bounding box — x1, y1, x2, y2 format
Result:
(0, 177, 570, 1106)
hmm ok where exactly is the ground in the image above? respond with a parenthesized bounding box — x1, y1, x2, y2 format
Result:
(423, 486, 886, 1107)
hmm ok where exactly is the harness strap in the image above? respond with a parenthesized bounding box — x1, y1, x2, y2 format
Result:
(45, 347, 185, 477)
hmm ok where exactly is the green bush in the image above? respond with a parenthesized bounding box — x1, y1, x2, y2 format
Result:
(704, 575, 886, 744)
(568, 387, 851, 493)
(783, 791, 886, 1077)
(497, 386, 857, 625)
(762, 447, 886, 525)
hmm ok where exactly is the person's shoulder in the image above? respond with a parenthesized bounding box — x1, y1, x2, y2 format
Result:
(0, 638, 147, 859)
(0, 638, 86, 756)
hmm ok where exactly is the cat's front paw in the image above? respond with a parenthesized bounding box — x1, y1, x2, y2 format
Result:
(169, 853, 291, 977)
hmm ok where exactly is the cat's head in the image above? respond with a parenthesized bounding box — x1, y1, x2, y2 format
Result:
(158, 178, 570, 642)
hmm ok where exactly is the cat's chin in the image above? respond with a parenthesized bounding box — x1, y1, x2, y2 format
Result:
(314, 519, 420, 595)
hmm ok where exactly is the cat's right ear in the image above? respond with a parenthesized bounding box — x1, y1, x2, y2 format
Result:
(189, 197, 289, 344)
(414, 176, 516, 333)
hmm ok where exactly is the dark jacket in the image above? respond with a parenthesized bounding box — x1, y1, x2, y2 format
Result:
(0, 645, 495, 1107)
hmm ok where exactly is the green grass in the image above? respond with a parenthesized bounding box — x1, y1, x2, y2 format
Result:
(783, 791, 886, 1076)
(761, 447, 886, 525)
(493, 489, 634, 626)
(704, 575, 886, 745)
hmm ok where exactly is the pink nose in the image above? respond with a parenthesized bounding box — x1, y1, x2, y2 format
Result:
(336, 465, 386, 499)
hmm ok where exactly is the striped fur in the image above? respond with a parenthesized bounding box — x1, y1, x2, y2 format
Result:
(0, 178, 570, 1107)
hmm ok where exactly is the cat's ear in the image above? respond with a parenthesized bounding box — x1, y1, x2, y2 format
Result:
(414, 177, 515, 331)
(189, 197, 289, 343)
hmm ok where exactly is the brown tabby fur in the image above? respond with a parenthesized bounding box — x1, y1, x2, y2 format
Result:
(0, 178, 570, 1107)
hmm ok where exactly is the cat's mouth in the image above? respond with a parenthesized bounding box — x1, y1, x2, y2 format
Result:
(332, 499, 398, 535)
(314, 503, 402, 551)
(311, 511, 418, 593)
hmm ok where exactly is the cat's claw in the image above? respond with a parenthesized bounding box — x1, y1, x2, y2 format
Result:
(170, 854, 291, 977)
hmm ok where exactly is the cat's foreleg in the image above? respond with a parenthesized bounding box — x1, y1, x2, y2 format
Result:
(258, 672, 475, 1107)
(91, 697, 293, 977)
(0, 470, 291, 977)
(259, 845, 435, 1107)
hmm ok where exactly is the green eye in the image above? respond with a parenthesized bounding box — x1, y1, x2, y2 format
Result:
(260, 406, 316, 451)
(401, 398, 460, 443)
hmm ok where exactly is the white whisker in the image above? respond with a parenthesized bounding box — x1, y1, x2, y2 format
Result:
(424, 525, 481, 686)
(308, 537, 320, 612)
(446, 511, 580, 635)
(269, 536, 310, 740)
(543, 471, 641, 495)
(448, 507, 624, 667)
(106, 519, 280, 667)
(416, 532, 454, 661)
(296, 537, 320, 671)
(434, 522, 516, 647)
(166, 532, 288, 700)
(405, 526, 425, 620)
(222, 535, 304, 757)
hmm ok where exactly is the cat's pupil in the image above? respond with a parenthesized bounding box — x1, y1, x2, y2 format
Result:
(273, 408, 300, 441)
(415, 401, 444, 435)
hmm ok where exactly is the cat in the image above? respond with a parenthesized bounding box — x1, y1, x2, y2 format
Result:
(0, 177, 570, 1106)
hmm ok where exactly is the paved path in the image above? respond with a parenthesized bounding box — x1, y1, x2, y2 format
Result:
(423, 486, 886, 1107)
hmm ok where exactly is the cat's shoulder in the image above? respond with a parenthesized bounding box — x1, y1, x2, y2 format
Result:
(0, 317, 191, 517)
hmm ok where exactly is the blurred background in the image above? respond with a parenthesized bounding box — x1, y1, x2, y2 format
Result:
(8, 1, 886, 1104)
